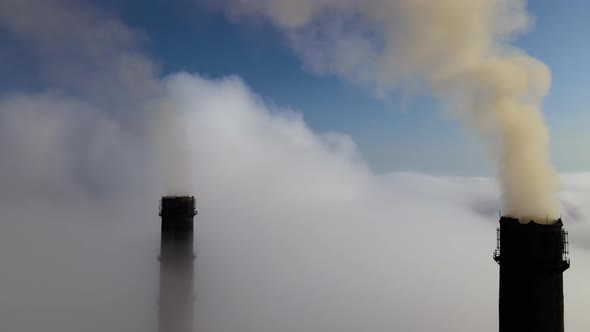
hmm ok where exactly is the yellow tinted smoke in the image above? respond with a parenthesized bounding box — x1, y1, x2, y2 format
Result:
(219, 0, 558, 221)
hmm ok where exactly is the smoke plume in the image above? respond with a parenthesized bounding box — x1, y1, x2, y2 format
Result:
(0, 0, 193, 196)
(4, 1, 590, 331)
(210, 0, 558, 221)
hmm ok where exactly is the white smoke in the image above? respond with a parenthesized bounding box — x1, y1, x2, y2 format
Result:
(0, 0, 192, 196)
(209, 0, 558, 221)
(3, 1, 589, 331)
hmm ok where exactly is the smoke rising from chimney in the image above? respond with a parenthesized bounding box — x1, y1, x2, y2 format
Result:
(211, 0, 558, 221)
(0, 0, 193, 197)
(150, 97, 194, 196)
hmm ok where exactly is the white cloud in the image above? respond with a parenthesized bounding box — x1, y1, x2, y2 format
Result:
(0, 1, 589, 331)
(2, 70, 590, 331)
(170, 74, 590, 332)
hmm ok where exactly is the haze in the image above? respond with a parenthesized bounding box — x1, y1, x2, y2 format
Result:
(1, 1, 590, 331)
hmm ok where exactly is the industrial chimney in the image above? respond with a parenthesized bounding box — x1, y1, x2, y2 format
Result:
(493, 216, 570, 332)
(158, 196, 197, 332)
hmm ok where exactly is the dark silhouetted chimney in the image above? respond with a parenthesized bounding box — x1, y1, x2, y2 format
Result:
(494, 216, 570, 332)
(158, 196, 197, 332)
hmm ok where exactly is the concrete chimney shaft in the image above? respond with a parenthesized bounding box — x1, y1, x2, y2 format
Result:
(159, 196, 197, 332)
(494, 216, 570, 332)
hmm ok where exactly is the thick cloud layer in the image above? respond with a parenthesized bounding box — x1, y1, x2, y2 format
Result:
(0, 1, 589, 332)
(170, 74, 590, 332)
(2, 70, 590, 331)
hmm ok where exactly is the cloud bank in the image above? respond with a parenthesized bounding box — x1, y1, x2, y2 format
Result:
(2, 71, 590, 331)
(0, 1, 589, 332)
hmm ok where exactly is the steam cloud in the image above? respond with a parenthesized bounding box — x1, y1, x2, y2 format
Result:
(2, 1, 590, 331)
(0, 0, 192, 196)
(211, 0, 558, 221)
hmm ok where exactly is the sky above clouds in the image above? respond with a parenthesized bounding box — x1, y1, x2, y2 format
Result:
(1, 0, 590, 331)
(94, 0, 590, 174)
(2, 0, 590, 175)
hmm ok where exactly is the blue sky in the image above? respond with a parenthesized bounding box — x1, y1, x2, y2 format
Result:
(3, 0, 589, 175)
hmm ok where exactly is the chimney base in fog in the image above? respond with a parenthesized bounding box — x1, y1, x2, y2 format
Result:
(158, 196, 197, 332)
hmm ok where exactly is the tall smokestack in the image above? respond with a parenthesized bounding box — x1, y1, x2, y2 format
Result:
(494, 216, 570, 332)
(158, 196, 197, 332)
